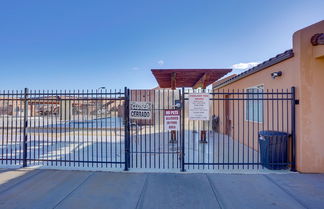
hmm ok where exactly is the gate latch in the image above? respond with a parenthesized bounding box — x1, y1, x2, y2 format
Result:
(172, 100, 181, 109)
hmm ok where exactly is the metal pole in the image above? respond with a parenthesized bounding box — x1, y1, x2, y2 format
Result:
(22, 88, 28, 167)
(124, 87, 130, 171)
(201, 88, 207, 143)
(291, 86, 297, 172)
(181, 87, 185, 172)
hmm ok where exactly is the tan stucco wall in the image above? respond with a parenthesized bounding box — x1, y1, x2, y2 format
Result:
(213, 20, 324, 173)
(293, 20, 324, 173)
(313, 45, 324, 58)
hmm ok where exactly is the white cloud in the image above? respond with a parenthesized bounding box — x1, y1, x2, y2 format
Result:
(157, 60, 164, 66)
(231, 62, 260, 75)
(232, 62, 259, 70)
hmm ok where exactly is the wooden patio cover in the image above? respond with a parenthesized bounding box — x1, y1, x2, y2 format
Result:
(151, 69, 232, 89)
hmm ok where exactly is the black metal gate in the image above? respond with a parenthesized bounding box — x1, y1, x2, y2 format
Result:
(181, 87, 296, 171)
(127, 89, 182, 171)
(0, 87, 296, 171)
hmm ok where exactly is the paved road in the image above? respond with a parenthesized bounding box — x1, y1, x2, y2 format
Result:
(0, 169, 323, 209)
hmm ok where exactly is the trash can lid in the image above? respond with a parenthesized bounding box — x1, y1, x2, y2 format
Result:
(259, 130, 288, 136)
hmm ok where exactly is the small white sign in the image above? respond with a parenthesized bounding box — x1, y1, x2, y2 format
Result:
(130, 101, 152, 120)
(188, 93, 210, 120)
(164, 109, 180, 131)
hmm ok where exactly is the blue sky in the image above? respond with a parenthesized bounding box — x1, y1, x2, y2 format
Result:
(0, 0, 323, 90)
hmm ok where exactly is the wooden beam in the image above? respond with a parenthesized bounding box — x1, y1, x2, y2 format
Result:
(171, 72, 176, 90)
(193, 73, 209, 89)
(202, 73, 209, 89)
(311, 33, 324, 46)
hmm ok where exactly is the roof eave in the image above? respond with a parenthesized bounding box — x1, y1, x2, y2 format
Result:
(213, 50, 294, 89)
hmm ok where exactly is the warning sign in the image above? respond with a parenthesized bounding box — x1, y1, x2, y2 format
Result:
(188, 93, 210, 120)
(130, 101, 152, 120)
(164, 109, 180, 131)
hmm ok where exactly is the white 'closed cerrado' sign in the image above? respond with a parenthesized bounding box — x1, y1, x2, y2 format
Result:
(188, 93, 210, 120)
(130, 101, 152, 120)
(164, 109, 180, 131)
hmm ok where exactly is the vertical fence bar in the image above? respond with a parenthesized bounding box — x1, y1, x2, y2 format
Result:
(291, 86, 296, 172)
(0, 92, 3, 162)
(181, 87, 185, 172)
(22, 88, 28, 167)
(14, 90, 19, 165)
(153, 90, 156, 169)
(124, 87, 130, 171)
(5, 91, 9, 165)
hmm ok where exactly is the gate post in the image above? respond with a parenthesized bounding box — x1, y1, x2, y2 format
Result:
(124, 87, 130, 171)
(291, 87, 297, 172)
(22, 88, 28, 167)
(181, 87, 185, 172)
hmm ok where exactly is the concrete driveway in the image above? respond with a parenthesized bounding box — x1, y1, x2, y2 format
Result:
(0, 169, 323, 209)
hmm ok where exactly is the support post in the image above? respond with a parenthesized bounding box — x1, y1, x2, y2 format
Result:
(200, 88, 208, 143)
(170, 130, 177, 143)
(291, 86, 297, 172)
(181, 87, 185, 172)
(171, 72, 176, 90)
(124, 87, 130, 171)
(22, 88, 28, 167)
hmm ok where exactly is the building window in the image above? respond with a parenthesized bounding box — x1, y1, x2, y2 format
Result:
(246, 85, 264, 123)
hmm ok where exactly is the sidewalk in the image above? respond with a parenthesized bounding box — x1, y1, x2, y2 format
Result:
(0, 169, 323, 209)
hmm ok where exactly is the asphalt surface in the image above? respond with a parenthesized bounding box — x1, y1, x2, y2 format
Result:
(0, 169, 323, 209)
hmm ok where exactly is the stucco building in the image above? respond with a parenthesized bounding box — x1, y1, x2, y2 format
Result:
(212, 20, 324, 173)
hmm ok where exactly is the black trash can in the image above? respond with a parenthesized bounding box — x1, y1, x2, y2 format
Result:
(259, 131, 288, 170)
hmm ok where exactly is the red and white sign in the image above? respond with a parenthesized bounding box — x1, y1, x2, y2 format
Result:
(164, 110, 180, 131)
(188, 93, 210, 120)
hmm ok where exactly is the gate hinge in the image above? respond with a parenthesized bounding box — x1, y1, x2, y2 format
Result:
(295, 99, 299, 105)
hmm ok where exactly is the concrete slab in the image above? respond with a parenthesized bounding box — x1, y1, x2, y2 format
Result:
(266, 174, 324, 209)
(137, 173, 221, 209)
(0, 170, 92, 209)
(54, 172, 147, 209)
(0, 169, 323, 209)
(206, 174, 306, 209)
(0, 168, 43, 193)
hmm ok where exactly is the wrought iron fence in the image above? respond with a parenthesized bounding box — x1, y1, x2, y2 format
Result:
(0, 88, 126, 169)
(0, 87, 296, 172)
